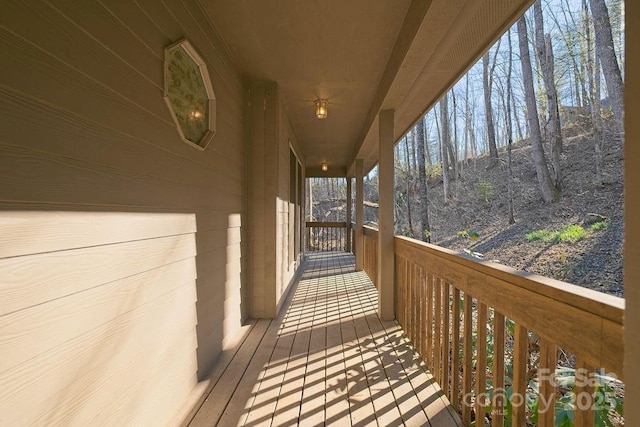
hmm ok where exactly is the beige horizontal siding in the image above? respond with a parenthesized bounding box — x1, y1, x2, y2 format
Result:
(0, 0, 247, 424)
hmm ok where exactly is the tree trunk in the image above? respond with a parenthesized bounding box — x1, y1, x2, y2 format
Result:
(440, 95, 451, 200)
(411, 129, 418, 173)
(507, 29, 516, 225)
(403, 136, 414, 235)
(416, 117, 431, 242)
(589, 0, 624, 135)
(424, 125, 432, 166)
(452, 88, 460, 176)
(464, 75, 470, 162)
(558, 0, 590, 109)
(512, 94, 524, 143)
(534, 1, 563, 189)
(594, 55, 604, 184)
(483, 52, 499, 164)
(584, 0, 604, 184)
(517, 15, 558, 203)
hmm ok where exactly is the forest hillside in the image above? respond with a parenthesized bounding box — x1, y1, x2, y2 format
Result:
(390, 118, 623, 297)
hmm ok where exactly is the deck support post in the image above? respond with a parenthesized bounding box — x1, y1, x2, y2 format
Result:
(355, 159, 364, 271)
(378, 109, 395, 321)
(625, 2, 640, 425)
(346, 178, 352, 252)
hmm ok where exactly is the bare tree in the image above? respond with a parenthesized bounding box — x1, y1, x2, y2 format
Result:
(507, 28, 516, 224)
(410, 129, 417, 172)
(415, 117, 432, 242)
(534, 0, 562, 189)
(403, 136, 414, 235)
(440, 94, 452, 200)
(584, 0, 604, 184)
(483, 48, 500, 165)
(555, 0, 590, 108)
(465, 74, 479, 163)
(589, 0, 624, 134)
(518, 14, 558, 203)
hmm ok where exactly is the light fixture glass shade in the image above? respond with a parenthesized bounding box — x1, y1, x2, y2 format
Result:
(315, 99, 328, 119)
(321, 162, 328, 172)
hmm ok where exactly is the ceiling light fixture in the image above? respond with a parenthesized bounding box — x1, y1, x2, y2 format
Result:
(315, 99, 328, 119)
(321, 162, 328, 172)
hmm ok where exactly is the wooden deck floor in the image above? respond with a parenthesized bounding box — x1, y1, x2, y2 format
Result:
(188, 252, 461, 427)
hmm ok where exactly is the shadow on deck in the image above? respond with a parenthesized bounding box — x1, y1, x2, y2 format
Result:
(187, 252, 461, 427)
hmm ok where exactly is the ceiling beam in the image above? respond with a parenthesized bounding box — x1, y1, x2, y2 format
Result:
(348, 0, 434, 175)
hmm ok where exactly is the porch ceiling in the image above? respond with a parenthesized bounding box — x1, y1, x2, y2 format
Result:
(201, 0, 534, 176)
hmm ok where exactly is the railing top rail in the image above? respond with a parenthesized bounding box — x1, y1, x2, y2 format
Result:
(394, 235, 624, 322)
(363, 225, 378, 237)
(305, 221, 347, 228)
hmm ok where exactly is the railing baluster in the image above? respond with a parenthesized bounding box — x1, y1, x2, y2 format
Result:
(442, 281, 450, 398)
(574, 358, 595, 427)
(407, 260, 413, 341)
(403, 257, 408, 327)
(413, 263, 419, 349)
(477, 302, 488, 426)
(426, 272, 434, 371)
(492, 311, 505, 427)
(451, 287, 461, 412)
(538, 339, 557, 427)
(434, 276, 442, 385)
(462, 292, 474, 425)
(394, 255, 400, 321)
(512, 323, 528, 426)
(412, 263, 418, 345)
(420, 266, 427, 363)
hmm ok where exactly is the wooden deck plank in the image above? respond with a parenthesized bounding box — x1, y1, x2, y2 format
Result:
(353, 311, 403, 426)
(189, 252, 460, 427)
(298, 298, 327, 425)
(189, 319, 271, 426)
(242, 329, 295, 426)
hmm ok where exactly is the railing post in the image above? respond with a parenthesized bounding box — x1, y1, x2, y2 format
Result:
(355, 159, 364, 271)
(378, 109, 394, 321)
(346, 178, 352, 252)
(625, 4, 640, 425)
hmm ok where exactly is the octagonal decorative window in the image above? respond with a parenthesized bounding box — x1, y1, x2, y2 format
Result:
(164, 39, 216, 150)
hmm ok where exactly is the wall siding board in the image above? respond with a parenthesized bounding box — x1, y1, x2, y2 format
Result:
(0, 85, 244, 179)
(96, 0, 169, 56)
(0, 257, 197, 374)
(47, 0, 164, 85)
(0, 233, 197, 316)
(0, 144, 243, 211)
(0, 284, 197, 425)
(34, 313, 198, 426)
(0, 210, 196, 259)
(0, 0, 247, 424)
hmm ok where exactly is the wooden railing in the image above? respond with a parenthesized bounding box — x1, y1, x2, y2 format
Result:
(361, 228, 625, 426)
(305, 221, 347, 252)
(394, 236, 624, 426)
(363, 226, 378, 289)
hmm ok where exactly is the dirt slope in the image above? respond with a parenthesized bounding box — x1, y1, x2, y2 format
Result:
(425, 123, 624, 297)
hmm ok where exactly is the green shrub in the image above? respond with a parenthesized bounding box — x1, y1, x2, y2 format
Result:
(557, 225, 587, 243)
(526, 229, 554, 242)
(427, 164, 442, 180)
(526, 225, 587, 244)
(591, 221, 609, 231)
(475, 181, 494, 201)
(458, 230, 480, 241)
